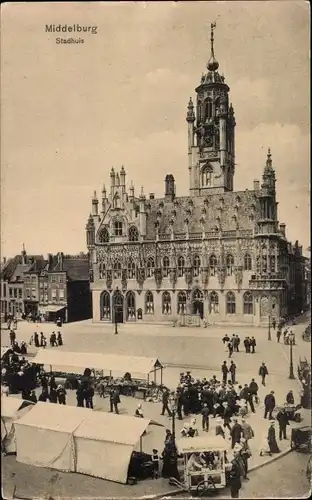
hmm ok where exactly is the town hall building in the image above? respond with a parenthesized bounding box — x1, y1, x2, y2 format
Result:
(86, 25, 306, 326)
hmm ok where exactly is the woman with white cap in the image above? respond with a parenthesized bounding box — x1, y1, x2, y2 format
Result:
(135, 403, 144, 418)
(181, 422, 190, 437)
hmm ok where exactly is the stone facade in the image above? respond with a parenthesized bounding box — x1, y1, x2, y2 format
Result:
(86, 25, 306, 326)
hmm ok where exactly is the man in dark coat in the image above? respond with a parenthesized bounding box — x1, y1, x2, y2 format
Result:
(110, 387, 120, 414)
(276, 329, 282, 343)
(286, 390, 294, 405)
(49, 387, 58, 403)
(34, 332, 39, 348)
(230, 418, 242, 449)
(243, 337, 250, 353)
(29, 390, 38, 403)
(250, 337, 256, 353)
(38, 389, 49, 402)
(176, 388, 183, 420)
(248, 378, 259, 404)
(264, 391, 276, 420)
(229, 452, 242, 498)
(223, 402, 232, 432)
(259, 362, 269, 386)
(229, 360, 237, 384)
(201, 403, 210, 432)
(161, 388, 172, 416)
(221, 361, 228, 384)
(276, 408, 290, 440)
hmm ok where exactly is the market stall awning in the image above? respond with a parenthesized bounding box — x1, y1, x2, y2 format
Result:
(31, 350, 163, 377)
(39, 305, 66, 313)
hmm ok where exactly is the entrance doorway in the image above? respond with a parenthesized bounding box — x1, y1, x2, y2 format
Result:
(192, 289, 204, 319)
(112, 291, 124, 324)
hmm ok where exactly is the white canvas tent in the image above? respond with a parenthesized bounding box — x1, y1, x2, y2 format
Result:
(1, 396, 35, 453)
(32, 350, 163, 383)
(14, 402, 160, 483)
(73, 411, 152, 483)
(14, 402, 90, 471)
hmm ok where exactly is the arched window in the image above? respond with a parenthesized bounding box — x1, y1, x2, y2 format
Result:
(243, 292, 253, 315)
(226, 292, 236, 314)
(193, 289, 203, 301)
(202, 166, 213, 187)
(163, 256, 170, 277)
(127, 259, 136, 279)
(226, 254, 235, 276)
(210, 291, 219, 314)
(114, 220, 123, 236)
(147, 257, 155, 278)
(178, 256, 185, 278)
(162, 291, 171, 315)
(193, 255, 201, 277)
(126, 291, 136, 320)
(113, 260, 122, 279)
(270, 255, 276, 273)
(244, 253, 252, 271)
(177, 291, 187, 314)
(145, 291, 154, 314)
(209, 254, 218, 276)
(98, 228, 109, 243)
(101, 291, 111, 320)
(128, 226, 139, 242)
(99, 262, 106, 279)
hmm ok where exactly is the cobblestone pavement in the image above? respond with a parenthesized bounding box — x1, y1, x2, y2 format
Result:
(2, 315, 311, 498)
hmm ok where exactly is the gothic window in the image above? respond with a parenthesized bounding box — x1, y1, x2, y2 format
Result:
(178, 256, 185, 278)
(128, 226, 139, 242)
(98, 227, 109, 243)
(147, 257, 155, 278)
(126, 291, 136, 320)
(204, 98, 212, 122)
(193, 255, 201, 277)
(270, 255, 276, 273)
(127, 259, 136, 279)
(114, 195, 121, 209)
(209, 254, 218, 276)
(202, 166, 213, 187)
(113, 260, 122, 279)
(163, 256, 170, 277)
(114, 221, 123, 236)
(145, 291, 154, 314)
(226, 254, 235, 276)
(244, 253, 252, 271)
(226, 292, 236, 314)
(100, 291, 111, 320)
(210, 291, 219, 314)
(162, 291, 172, 315)
(99, 262, 106, 279)
(177, 291, 187, 314)
(243, 292, 253, 315)
(193, 289, 204, 301)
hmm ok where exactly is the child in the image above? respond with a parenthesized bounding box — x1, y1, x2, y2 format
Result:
(151, 449, 159, 479)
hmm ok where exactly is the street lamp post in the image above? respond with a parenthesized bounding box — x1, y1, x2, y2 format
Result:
(114, 311, 118, 335)
(289, 338, 295, 379)
(268, 312, 272, 341)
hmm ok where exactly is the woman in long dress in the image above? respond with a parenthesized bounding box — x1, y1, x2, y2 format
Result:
(260, 421, 280, 456)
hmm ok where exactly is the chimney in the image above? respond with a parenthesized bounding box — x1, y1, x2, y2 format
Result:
(279, 223, 286, 237)
(165, 174, 175, 202)
(149, 193, 155, 200)
(253, 180, 260, 191)
(58, 252, 64, 271)
(48, 253, 53, 270)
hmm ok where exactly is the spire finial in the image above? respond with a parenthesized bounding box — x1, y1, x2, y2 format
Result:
(207, 21, 219, 72)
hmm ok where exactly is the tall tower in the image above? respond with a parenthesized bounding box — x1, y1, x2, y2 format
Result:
(258, 148, 278, 234)
(188, 23, 236, 196)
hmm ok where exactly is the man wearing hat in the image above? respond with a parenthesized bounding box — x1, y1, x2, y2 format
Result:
(215, 417, 225, 438)
(241, 418, 254, 443)
(223, 402, 232, 431)
(221, 361, 229, 384)
(230, 418, 243, 449)
(240, 438, 251, 480)
(229, 447, 243, 498)
(201, 402, 210, 432)
(264, 390, 276, 420)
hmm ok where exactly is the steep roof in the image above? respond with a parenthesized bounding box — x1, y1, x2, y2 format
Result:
(145, 190, 260, 240)
(1, 255, 45, 281)
(53, 258, 89, 281)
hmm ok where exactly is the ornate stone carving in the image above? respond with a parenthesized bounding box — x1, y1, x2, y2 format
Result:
(185, 268, 193, 287)
(217, 266, 226, 289)
(106, 270, 113, 291)
(121, 269, 127, 292)
(136, 268, 145, 289)
(201, 267, 209, 287)
(234, 266, 243, 291)
(154, 268, 162, 289)
(169, 268, 177, 289)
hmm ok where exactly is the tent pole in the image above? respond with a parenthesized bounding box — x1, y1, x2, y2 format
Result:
(140, 436, 142, 453)
(160, 367, 163, 386)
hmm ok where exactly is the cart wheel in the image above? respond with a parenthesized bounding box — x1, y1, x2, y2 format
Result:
(196, 479, 216, 497)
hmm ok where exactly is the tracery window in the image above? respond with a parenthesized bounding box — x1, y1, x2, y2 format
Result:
(226, 292, 236, 314)
(101, 291, 111, 320)
(209, 254, 218, 276)
(243, 292, 253, 315)
(178, 256, 185, 278)
(147, 257, 155, 278)
(98, 228, 109, 243)
(202, 167, 213, 187)
(210, 291, 219, 314)
(163, 256, 170, 278)
(162, 291, 172, 315)
(128, 226, 139, 242)
(114, 221, 123, 236)
(113, 260, 122, 279)
(99, 262, 106, 279)
(226, 254, 235, 276)
(177, 291, 187, 314)
(193, 255, 201, 277)
(127, 259, 136, 279)
(126, 291, 136, 320)
(269, 255, 276, 273)
(145, 291, 154, 314)
(244, 253, 252, 271)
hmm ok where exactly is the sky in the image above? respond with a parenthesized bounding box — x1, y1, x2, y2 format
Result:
(1, 1, 310, 258)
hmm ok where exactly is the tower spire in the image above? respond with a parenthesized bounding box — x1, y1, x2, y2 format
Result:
(207, 22, 219, 72)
